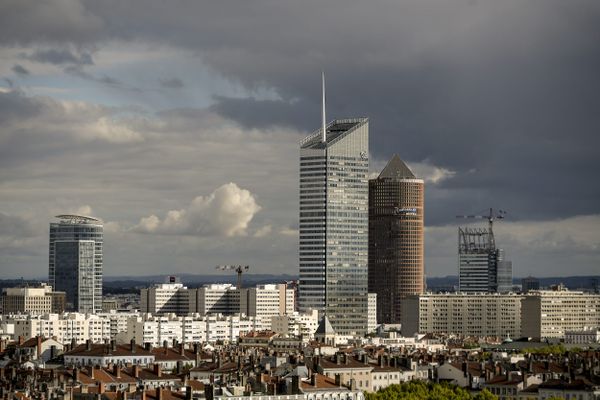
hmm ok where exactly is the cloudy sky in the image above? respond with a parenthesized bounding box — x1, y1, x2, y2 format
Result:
(1, 0, 599, 279)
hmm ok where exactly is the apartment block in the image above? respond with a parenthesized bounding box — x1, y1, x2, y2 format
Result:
(401, 292, 523, 337)
(521, 289, 600, 340)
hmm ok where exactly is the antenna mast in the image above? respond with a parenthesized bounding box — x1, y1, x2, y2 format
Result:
(321, 71, 326, 142)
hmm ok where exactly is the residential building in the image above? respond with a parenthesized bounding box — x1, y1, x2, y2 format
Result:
(368, 155, 424, 324)
(1, 284, 65, 314)
(401, 292, 523, 337)
(140, 277, 190, 315)
(189, 283, 239, 315)
(521, 289, 600, 340)
(299, 114, 369, 336)
(49, 214, 103, 313)
(240, 284, 294, 318)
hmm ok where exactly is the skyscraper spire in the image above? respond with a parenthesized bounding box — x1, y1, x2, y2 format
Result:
(321, 71, 326, 143)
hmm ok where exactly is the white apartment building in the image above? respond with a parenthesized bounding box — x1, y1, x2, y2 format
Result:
(5, 311, 143, 345)
(140, 279, 189, 315)
(124, 313, 266, 345)
(401, 292, 523, 337)
(271, 309, 319, 340)
(189, 284, 239, 315)
(241, 284, 293, 319)
(521, 289, 600, 339)
(7, 313, 111, 344)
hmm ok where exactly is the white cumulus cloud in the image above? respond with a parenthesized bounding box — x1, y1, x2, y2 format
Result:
(133, 183, 261, 237)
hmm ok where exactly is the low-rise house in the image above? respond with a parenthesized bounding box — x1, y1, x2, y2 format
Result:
(64, 340, 155, 366)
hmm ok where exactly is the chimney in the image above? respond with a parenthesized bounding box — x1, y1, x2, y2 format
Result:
(111, 340, 117, 352)
(130, 339, 136, 353)
(133, 365, 140, 378)
(113, 364, 121, 378)
(335, 374, 341, 387)
(310, 373, 316, 386)
(336, 354, 341, 365)
(163, 340, 168, 349)
(18, 336, 24, 346)
(37, 336, 43, 359)
(50, 345, 56, 360)
(141, 389, 147, 400)
(156, 388, 162, 400)
(291, 375, 299, 394)
(98, 382, 105, 394)
(153, 364, 162, 378)
(172, 338, 177, 348)
(86, 340, 92, 351)
(350, 378, 356, 391)
(74, 367, 80, 383)
(176, 361, 183, 375)
(144, 343, 151, 351)
(180, 343, 185, 356)
(185, 386, 192, 400)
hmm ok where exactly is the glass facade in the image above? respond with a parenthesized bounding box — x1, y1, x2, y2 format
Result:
(49, 217, 103, 313)
(458, 227, 512, 293)
(299, 118, 369, 336)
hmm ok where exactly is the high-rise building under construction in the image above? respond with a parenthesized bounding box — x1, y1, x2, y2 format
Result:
(458, 226, 512, 293)
(368, 155, 424, 324)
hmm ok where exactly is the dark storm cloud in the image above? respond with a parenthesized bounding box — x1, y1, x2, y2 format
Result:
(24, 48, 94, 65)
(77, 0, 598, 226)
(210, 96, 312, 130)
(11, 64, 29, 75)
(159, 78, 184, 89)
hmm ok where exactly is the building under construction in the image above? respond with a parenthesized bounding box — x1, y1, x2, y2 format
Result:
(458, 226, 512, 293)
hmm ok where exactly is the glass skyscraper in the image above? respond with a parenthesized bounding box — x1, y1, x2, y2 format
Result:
(299, 118, 369, 336)
(458, 226, 512, 293)
(49, 215, 103, 313)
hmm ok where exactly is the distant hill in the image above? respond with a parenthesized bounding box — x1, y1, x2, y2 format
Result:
(1, 274, 598, 294)
(425, 275, 600, 292)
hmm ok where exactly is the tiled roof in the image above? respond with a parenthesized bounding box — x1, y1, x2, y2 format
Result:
(65, 343, 153, 357)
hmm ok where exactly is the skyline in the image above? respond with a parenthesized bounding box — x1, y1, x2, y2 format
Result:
(1, 0, 599, 279)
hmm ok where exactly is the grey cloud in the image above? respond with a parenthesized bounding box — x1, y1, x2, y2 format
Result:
(63, 65, 141, 92)
(0, 213, 37, 238)
(11, 64, 30, 75)
(0, 0, 104, 46)
(24, 48, 94, 65)
(159, 77, 184, 89)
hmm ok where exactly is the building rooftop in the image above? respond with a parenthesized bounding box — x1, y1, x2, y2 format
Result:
(377, 154, 416, 179)
(300, 118, 367, 150)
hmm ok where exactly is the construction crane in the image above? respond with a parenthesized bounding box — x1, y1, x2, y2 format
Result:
(215, 265, 250, 289)
(456, 208, 507, 249)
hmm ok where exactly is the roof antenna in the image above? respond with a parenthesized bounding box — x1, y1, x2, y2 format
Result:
(321, 71, 327, 143)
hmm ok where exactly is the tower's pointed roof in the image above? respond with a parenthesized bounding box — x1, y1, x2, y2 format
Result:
(315, 315, 335, 335)
(378, 154, 416, 179)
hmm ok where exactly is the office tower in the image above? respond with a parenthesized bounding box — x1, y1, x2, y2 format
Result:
(457, 227, 512, 293)
(49, 214, 103, 313)
(368, 155, 424, 324)
(298, 104, 369, 336)
(521, 276, 540, 293)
